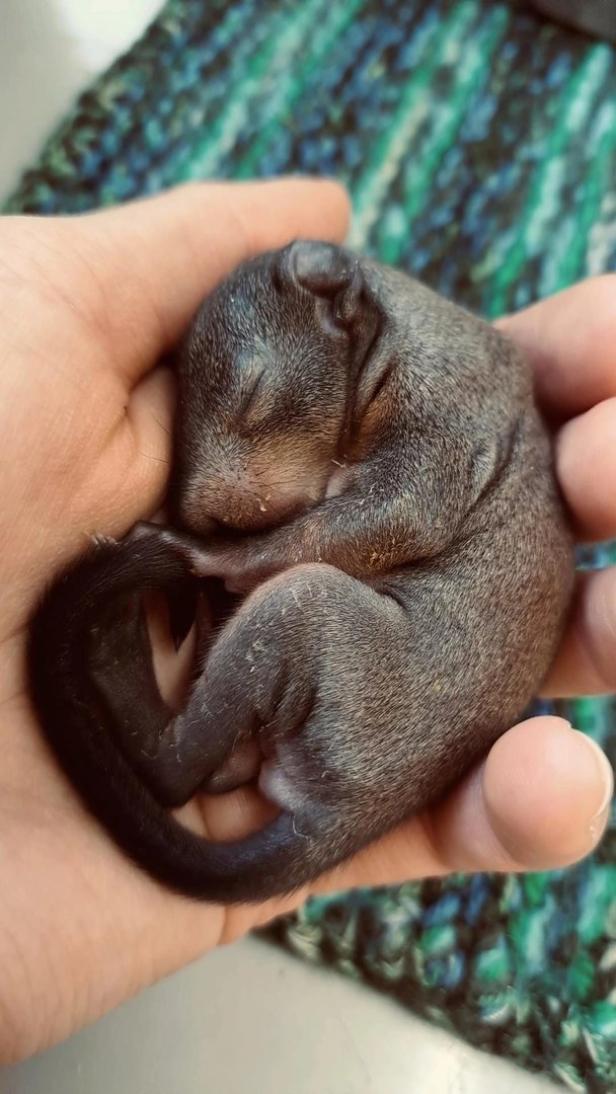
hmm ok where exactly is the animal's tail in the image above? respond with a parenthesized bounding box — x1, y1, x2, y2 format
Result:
(28, 532, 318, 903)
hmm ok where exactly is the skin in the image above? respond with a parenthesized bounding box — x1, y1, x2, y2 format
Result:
(31, 240, 575, 903)
(0, 180, 613, 1061)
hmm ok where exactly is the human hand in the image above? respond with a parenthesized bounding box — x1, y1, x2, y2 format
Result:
(0, 185, 612, 1062)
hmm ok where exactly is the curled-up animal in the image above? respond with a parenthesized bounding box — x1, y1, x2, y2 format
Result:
(29, 241, 574, 903)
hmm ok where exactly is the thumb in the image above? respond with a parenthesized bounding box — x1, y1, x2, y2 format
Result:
(432, 716, 613, 872)
(261, 716, 613, 922)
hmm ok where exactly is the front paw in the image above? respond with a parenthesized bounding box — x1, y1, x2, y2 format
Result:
(172, 535, 275, 593)
(143, 527, 221, 576)
(131, 523, 277, 594)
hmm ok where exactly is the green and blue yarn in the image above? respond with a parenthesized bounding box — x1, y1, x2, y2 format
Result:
(347, 1, 480, 248)
(486, 43, 614, 315)
(5, 1, 616, 1088)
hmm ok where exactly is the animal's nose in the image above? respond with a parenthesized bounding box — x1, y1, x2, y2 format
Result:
(206, 493, 307, 533)
(177, 488, 306, 537)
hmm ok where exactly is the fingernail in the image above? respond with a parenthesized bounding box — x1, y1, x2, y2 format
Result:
(572, 730, 614, 821)
(589, 807, 611, 844)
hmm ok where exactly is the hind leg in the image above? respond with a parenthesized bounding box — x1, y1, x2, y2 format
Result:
(140, 570, 319, 807)
(145, 563, 413, 855)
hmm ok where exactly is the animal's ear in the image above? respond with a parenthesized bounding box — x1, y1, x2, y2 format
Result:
(275, 240, 364, 326)
(277, 240, 356, 296)
(352, 342, 395, 424)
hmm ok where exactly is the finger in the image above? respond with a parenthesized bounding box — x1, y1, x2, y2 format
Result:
(305, 717, 612, 901)
(123, 366, 175, 517)
(496, 274, 616, 419)
(541, 567, 616, 697)
(430, 718, 612, 872)
(556, 397, 616, 542)
(70, 179, 351, 381)
(73, 367, 175, 539)
(223, 718, 613, 941)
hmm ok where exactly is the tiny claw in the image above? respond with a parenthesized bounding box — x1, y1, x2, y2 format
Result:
(90, 533, 118, 550)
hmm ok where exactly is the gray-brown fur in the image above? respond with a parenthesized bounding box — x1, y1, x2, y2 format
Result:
(28, 241, 574, 902)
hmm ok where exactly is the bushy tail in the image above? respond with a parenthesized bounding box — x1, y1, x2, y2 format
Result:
(28, 534, 316, 904)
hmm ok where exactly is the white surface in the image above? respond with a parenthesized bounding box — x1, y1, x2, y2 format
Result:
(0, 3, 561, 1092)
(0, 0, 162, 200)
(1, 938, 560, 1094)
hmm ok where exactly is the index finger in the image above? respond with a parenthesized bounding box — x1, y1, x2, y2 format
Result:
(496, 274, 616, 419)
(62, 178, 351, 383)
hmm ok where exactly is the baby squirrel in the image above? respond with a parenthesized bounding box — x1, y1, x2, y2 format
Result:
(29, 241, 574, 903)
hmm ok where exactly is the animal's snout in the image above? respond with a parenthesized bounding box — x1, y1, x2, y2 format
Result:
(176, 438, 333, 538)
(178, 479, 316, 537)
(277, 240, 364, 330)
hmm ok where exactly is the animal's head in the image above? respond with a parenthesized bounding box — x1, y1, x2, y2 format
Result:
(172, 241, 393, 534)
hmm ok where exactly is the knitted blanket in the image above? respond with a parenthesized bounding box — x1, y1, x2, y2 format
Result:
(6, 1, 616, 1089)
